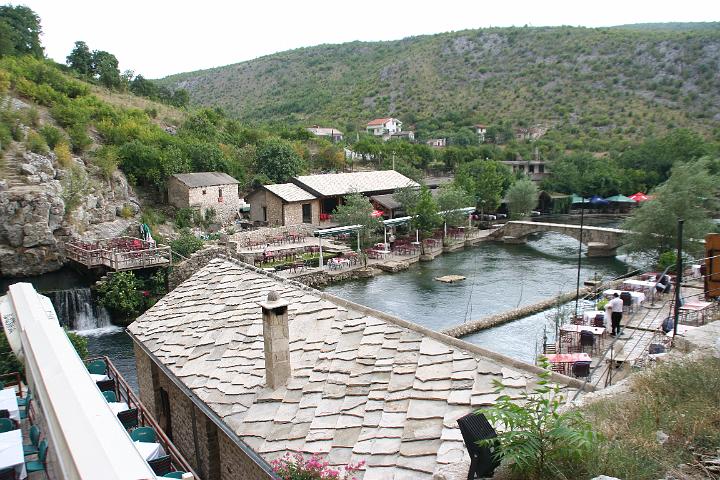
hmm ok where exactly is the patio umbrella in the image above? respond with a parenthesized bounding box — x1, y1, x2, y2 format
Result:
(629, 192, 649, 202)
(570, 194, 588, 204)
(604, 194, 636, 203)
(589, 195, 609, 206)
(371, 210, 384, 218)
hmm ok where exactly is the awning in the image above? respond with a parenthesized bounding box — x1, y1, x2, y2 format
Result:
(589, 195, 609, 206)
(604, 194, 636, 203)
(371, 210, 384, 218)
(571, 195, 589, 204)
(382, 216, 412, 227)
(313, 225, 363, 237)
(629, 192, 649, 202)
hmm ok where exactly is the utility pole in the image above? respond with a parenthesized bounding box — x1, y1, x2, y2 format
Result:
(673, 219, 684, 338)
(574, 199, 585, 317)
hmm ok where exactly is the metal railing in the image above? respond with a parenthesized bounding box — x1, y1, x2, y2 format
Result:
(66, 237, 172, 271)
(88, 356, 200, 479)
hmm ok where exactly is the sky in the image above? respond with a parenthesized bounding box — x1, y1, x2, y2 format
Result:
(17, 0, 720, 79)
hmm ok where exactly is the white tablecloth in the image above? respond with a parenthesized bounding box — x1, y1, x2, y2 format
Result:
(134, 441, 166, 461)
(0, 389, 19, 421)
(90, 373, 109, 382)
(622, 279, 657, 293)
(691, 264, 702, 278)
(603, 289, 646, 306)
(107, 402, 129, 415)
(582, 310, 606, 324)
(0, 429, 26, 479)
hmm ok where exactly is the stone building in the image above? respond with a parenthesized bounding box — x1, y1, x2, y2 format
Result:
(167, 172, 241, 224)
(128, 257, 584, 480)
(245, 183, 320, 227)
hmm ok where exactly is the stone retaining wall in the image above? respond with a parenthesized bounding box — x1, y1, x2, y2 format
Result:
(442, 279, 625, 338)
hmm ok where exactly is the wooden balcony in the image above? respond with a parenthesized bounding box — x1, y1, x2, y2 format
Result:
(66, 236, 171, 271)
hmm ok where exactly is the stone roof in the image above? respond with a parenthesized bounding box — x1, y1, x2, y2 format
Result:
(264, 183, 317, 203)
(293, 171, 418, 198)
(171, 172, 240, 188)
(128, 258, 580, 479)
(370, 194, 401, 211)
(308, 127, 343, 137)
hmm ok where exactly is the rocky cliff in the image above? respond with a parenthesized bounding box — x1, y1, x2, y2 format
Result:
(0, 99, 139, 277)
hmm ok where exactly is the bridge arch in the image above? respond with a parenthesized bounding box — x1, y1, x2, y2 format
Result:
(492, 221, 628, 257)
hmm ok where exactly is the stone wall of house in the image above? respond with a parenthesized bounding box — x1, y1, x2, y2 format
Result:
(266, 193, 283, 227)
(167, 177, 190, 209)
(247, 190, 267, 223)
(283, 199, 320, 226)
(187, 184, 241, 225)
(133, 342, 273, 480)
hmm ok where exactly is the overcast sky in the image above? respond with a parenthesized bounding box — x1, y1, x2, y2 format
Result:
(19, 0, 720, 79)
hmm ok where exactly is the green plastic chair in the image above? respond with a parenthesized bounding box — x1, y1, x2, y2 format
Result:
(25, 440, 47, 473)
(163, 473, 186, 479)
(130, 426, 156, 443)
(17, 390, 31, 407)
(0, 418, 14, 433)
(23, 425, 40, 456)
(87, 360, 107, 375)
(102, 390, 117, 402)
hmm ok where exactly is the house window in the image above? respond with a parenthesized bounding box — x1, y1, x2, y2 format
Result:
(302, 203, 312, 223)
(539, 165, 545, 173)
(218, 187, 223, 203)
(262, 206, 267, 222)
(202, 189, 207, 195)
(528, 165, 535, 173)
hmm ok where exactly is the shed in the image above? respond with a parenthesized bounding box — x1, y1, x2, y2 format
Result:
(167, 172, 241, 224)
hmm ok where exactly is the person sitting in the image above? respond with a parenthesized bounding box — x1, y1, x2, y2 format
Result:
(656, 274, 671, 294)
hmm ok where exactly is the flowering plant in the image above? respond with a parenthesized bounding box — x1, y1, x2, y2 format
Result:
(270, 452, 364, 480)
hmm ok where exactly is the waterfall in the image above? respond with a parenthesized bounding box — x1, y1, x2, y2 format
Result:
(45, 288, 113, 331)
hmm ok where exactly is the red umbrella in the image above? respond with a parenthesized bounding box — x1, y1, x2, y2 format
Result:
(371, 210, 384, 218)
(629, 192, 649, 202)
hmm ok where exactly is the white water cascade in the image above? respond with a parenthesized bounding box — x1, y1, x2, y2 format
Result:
(45, 288, 113, 332)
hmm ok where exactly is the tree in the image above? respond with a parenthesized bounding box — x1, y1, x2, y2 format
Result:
(455, 160, 513, 214)
(393, 185, 421, 216)
(96, 272, 144, 320)
(506, 177, 539, 218)
(622, 158, 720, 257)
(255, 138, 304, 183)
(332, 191, 380, 250)
(0, 5, 43, 58)
(542, 153, 622, 197)
(435, 184, 472, 228)
(313, 141, 345, 171)
(91, 50, 121, 88)
(409, 186, 441, 251)
(66, 41, 93, 75)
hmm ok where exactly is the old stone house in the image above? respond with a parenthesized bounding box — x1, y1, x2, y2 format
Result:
(167, 172, 241, 224)
(246, 183, 320, 227)
(307, 126, 344, 142)
(127, 257, 584, 480)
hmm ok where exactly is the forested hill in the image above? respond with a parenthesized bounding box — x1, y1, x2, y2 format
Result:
(158, 24, 720, 142)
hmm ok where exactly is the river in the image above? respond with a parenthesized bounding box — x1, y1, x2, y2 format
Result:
(1, 216, 641, 389)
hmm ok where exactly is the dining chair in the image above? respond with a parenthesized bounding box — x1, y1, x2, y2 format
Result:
(23, 425, 41, 457)
(25, 439, 47, 474)
(102, 390, 117, 403)
(0, 418, 15, 433)
(163, 472, 187, 479)
(130, 426, 157, 443)
(86, 360, 107, 375)
(148, 455, 173, 476)
(117, 408, 139, 430)
(0, 467, 14, 480)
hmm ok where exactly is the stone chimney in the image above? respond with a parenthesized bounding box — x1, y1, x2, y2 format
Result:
(259, 291, 291, 389)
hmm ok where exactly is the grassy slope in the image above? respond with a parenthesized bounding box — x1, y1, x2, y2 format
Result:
(158, 24, 720, 141)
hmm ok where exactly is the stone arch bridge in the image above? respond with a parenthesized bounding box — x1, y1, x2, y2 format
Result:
(491, 220, 629, 257)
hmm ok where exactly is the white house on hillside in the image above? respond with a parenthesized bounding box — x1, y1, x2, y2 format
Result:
(474, 124, 487, 142)
(366, 117, 402, 137)
(307, 125, 343, 142)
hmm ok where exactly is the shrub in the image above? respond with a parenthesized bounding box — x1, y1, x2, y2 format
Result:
(65, 329, 88, 360)
(140, 207, 165, 227)
(24, 107, 40, 127)
(39, 124, 64, 149)
(120, 204, 134, 218)
(24, 130, 48, 155)
(92, 146, 119, 181)
(170, 229, 204, 258)
(61, 164, 89, 213)
(174, 207, 194, 229)
(54, 142, 73, 168)
(479, 359, 599, 479)
(657, 251, 676, 273)
(96, 272, 144, 320)
(271, 452, 364, 480)
(68, 124, 92, 153)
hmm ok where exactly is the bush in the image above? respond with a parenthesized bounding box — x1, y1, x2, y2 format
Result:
(65, 329, 88, 360)
(657, 251, 677, 273)
(271, 452, 364, 480)
(96, 272, 144, 320)
(61, 164, 88, 213)
(479, 359, 599, 479)
(174, 207, 194, 229)
(39, 125, 64, 149)
(68, 124, 92, 153)
(170, 229, 204, 258)
(120, 204, 134, 218)
(93, 147, 119, 181)
(54, 142, 73, 168)
(24, 130, 49, 155)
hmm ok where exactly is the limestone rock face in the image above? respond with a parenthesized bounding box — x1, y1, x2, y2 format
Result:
(0, 149, 138, 277)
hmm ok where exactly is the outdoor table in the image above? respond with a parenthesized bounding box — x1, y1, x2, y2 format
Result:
(0, 429, 26, 479)
(372, 249, 390, 259)
(560, 325, 605, 336)
(679, 300, 713, 325)
(544, 353, 591, 365)
(134, 441, 166, 461)
(0, 388, 19, 422)
(622, 279, 657, 294)
(691, 264, 701, 279)
(603, 289, 645, 307)
(582, 310, 605, 325)
(107, 401, 129, 415)
(89, 373, 109, 382)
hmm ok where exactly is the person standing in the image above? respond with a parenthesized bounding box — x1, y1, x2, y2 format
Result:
(609, 292, 624, 336)
(388, 232, 396, 251)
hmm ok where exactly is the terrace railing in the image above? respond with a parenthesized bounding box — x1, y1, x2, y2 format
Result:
(88, 355, 200, 479)
(66, 236, 172, 271)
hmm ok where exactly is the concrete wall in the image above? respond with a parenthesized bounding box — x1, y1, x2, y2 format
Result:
(133, 344, 274, 480)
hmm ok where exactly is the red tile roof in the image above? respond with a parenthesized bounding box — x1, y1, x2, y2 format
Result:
(367, 117, 394, 126)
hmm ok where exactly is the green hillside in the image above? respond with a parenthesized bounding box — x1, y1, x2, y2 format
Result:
(158, 24, 720, 143)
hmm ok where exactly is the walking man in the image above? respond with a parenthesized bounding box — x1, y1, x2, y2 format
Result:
(609, 292, 624, 336)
